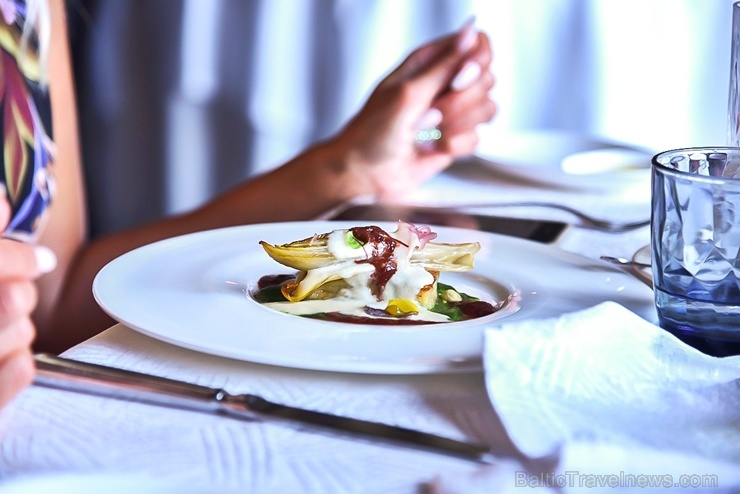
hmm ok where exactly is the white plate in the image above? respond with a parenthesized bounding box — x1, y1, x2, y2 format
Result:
(474, 129, 654, 191)
(93, 221, 656, 374)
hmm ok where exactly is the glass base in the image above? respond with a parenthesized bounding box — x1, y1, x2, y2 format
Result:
(658, 321, 740, 357)
(655, 288, 740, 357)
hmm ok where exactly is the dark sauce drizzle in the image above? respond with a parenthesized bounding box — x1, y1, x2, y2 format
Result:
(351, 226, 399, 300)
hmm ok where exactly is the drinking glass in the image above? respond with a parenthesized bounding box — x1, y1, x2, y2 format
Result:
(651, 147, 740, 356)
(729, 2, 740, 146)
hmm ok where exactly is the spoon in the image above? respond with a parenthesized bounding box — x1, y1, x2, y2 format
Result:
(600, 256, 653, 289)
(599, 256, 651, 269)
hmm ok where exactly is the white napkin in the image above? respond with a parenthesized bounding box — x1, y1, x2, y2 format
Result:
(437, 302, 740, 493)
(0, 473, 215, 494)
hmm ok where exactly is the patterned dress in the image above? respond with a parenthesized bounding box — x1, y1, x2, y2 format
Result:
(0, 0, 54, 242)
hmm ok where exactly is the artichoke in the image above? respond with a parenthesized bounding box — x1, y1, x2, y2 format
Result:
(259, 224, 480, 304)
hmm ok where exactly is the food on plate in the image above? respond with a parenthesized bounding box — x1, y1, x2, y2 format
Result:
(256, 222, 499, 324)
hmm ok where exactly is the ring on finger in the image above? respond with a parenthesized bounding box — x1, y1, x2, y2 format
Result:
(415, 127, 442, 144)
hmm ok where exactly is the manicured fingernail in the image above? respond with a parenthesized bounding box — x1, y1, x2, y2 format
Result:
(0, 183, 6, 200)
(34, 245, 57, 274)
(456, 16, 477, 53)
(414, 108, 443, 130)
(451, 61, 481, 91)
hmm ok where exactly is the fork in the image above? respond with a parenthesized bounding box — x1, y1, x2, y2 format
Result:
(454, 201, 651, 233)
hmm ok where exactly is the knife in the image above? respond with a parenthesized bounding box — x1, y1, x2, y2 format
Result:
(32, 353, 495, 464)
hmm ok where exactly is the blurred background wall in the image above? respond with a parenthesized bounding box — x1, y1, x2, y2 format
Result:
(68, 0, 735, 237)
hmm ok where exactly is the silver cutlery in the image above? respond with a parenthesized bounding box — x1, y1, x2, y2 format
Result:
(33, 354, 496, 464)
(323, 199, 650, 233)
(599, 255, 653, 288)
(599, 256, 651, 269)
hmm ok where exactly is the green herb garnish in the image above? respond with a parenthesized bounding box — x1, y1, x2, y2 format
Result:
(345, 231, 364, 249)
(430, 282, 479, 321)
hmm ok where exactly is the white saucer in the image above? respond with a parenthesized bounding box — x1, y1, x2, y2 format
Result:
(474, 129, 654, 191)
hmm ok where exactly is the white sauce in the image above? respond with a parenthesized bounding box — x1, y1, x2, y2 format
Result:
(295, 261, 374, 301)
(327, 229, 369, 260)
(263, 299, 451, 323)
(382, 265, 434, 301)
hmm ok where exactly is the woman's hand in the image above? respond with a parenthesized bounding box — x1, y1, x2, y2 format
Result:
(162, 22, 495, 245)
(0, 191, 56, 409)
(332, 20, 496, 200)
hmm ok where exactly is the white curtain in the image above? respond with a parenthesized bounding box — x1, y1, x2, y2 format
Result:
(73, 0, 735, 236)
(477, 0, 734, 148)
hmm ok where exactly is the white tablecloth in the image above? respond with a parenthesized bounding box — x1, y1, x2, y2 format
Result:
(0, 155, 658, 493)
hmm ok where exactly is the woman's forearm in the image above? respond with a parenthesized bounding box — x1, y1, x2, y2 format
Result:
(33, 140, 358, 352)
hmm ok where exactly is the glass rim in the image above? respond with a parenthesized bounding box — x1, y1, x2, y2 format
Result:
(652, 146, 740, 182)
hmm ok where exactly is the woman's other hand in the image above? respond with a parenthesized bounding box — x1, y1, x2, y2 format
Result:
(0, 190, 56, 408)
(333, 19, 496, 200)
